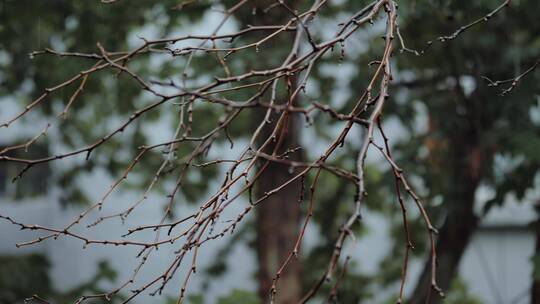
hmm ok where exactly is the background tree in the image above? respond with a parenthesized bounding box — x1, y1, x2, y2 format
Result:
(387, 1, 540, 302)
(0, 0, 538, 304)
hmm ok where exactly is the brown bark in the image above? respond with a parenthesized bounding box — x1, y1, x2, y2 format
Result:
(255, 112, 303, 303)
(236, 1, 304, 303)
(409, 121, 481, 303)
(409, 190, 479, 304)
(407, 46, 494, 303)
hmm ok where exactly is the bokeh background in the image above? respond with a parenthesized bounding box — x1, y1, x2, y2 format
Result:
(1, 1, 539, 303)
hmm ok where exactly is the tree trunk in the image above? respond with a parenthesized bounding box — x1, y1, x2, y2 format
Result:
(409, 127, 482, 304)
(255, 111, 302, 303)
(237, 2, 304, 303)
(409, 193, 478, 304)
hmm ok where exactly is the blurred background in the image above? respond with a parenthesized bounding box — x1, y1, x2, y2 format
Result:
(1, 0, 539, 303)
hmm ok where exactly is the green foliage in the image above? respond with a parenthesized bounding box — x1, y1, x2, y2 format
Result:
(531, 253, 540, 281)
(444, 278, 482, 304)
(380, 278, 481, 304)
(2, 0, 539, 302)
(0, 143, 50, 199)
(0, 254, 51, 304)
(216, 289, 260, 304)
(187, 293, 205, 304)
(166, 289, 259, 304)
(0, 0, 219, 207)
(54, 260, 120, 304)
(298, 0, 540, 299)
(0, 254, 119, 304)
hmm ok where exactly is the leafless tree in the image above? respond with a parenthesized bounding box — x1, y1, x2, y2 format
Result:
(1, 0, 535, 303)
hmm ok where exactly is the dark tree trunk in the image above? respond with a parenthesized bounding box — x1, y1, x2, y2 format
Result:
(407, 47, 494, 303)
(255, 112, 302, 303)
(235, 1, 304, 303)
(409, 124, 482, 304)
(409, 190, 479, 304)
